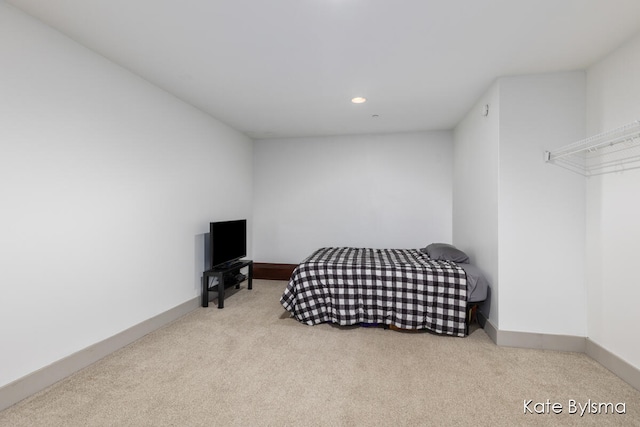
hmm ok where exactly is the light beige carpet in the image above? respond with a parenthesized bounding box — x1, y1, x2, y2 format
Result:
(1, 280, 638, 426)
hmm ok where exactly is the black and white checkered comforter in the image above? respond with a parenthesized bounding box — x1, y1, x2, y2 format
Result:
(280, 247, 468, 337)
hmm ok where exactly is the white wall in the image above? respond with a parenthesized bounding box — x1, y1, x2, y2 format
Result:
(0, 2, 252, 387)
(585, 31, 640, 369)
(253, 132, 453, 263)
(454, 72, 587, 336)
(498, 72, 586, 336)
(453, 82, 500, 326)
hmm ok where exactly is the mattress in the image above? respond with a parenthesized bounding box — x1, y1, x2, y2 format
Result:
(280, 247, 469, 337)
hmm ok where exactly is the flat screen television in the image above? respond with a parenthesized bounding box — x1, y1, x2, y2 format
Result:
(210, 219, 247, 269)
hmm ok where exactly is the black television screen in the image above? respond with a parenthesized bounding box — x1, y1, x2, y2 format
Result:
(210, 219, 247, 268)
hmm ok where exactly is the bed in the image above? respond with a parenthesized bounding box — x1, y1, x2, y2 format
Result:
(280, 244, 489, 337)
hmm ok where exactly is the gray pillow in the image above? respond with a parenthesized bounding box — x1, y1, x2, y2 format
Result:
(421, 243, 470, 263)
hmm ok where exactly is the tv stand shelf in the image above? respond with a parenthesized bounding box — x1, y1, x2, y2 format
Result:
(202, 259, 253, 308)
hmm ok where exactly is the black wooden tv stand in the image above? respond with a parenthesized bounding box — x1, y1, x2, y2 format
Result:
(202, 259, 253, 308)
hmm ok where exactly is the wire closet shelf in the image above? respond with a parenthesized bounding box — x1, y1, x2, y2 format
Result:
(544, 120, 640, 176)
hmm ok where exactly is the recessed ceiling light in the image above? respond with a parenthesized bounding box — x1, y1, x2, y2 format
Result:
(351, 97, 367, 104)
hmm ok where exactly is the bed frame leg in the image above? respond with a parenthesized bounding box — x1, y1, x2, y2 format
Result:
(465, 303, 478, 336)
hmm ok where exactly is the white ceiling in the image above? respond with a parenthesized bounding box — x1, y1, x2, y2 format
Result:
(6, 0, 640, 139)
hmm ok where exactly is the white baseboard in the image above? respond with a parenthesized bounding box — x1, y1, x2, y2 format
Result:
(481, 319, 640, 392)
(586, 339, 640, 392)
(496, 328, 586, 353)
(0, 297, 200, 412)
